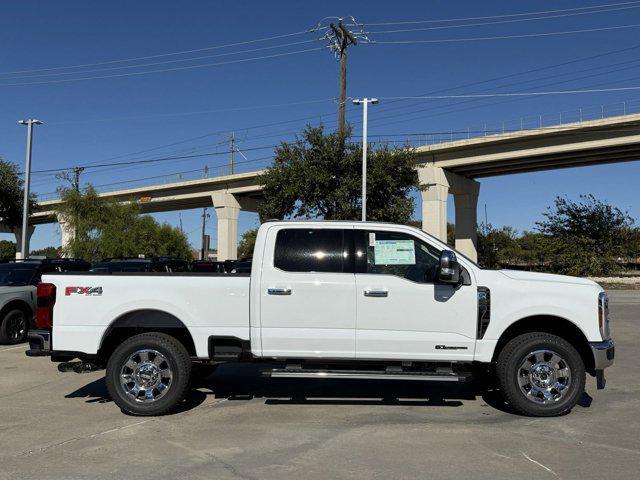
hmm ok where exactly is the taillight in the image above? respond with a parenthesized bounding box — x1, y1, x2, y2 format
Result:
(36, 283, 56, 329)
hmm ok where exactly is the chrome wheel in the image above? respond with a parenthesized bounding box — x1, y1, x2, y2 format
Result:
(120, 349, 173, 403)
(6, 311, 26, 342)
(518, 349, 572, 404)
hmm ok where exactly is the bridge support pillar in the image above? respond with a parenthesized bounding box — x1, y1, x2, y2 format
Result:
(212, 192, 240, 261)
(418, 165, 480, 262)
(13, 226, 35, 260)
(57, 214, 75, 258)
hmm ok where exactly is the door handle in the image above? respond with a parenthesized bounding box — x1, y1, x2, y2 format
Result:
(267, 287, 292, 296)
(364, 289, 388, 298)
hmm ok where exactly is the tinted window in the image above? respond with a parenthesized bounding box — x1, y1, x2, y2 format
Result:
(363, 230, 441, 283)
(274, 228, 347, 273)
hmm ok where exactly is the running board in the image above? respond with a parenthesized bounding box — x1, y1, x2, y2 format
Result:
(267, 368, 471, 382)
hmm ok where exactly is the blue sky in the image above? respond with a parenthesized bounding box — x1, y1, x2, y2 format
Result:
(1, 0, 639, 251)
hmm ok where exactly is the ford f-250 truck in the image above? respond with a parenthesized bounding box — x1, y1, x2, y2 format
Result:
(26, 221, 614, 417)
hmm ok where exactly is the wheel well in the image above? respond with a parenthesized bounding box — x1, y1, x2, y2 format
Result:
(492, 315, 594, 374)
(98, 309, 196, 362)
(0, 300, 33, 322)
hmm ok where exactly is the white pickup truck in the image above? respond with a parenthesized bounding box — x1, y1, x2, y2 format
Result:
(26, 221, 614, 417)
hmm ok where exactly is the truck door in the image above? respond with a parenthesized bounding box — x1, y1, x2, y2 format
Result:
(354, 228, 477, 361)
(258, 226, 356, 358)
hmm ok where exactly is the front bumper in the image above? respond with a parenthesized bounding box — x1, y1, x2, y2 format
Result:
(589, 338, 615, 389)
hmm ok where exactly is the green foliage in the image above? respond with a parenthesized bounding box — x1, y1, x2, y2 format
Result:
(238, 228, 258, 259)
(0, 240, 16, 259)
(477, 224, 521, 269)
(477, 195, 636, 276)
(535, 195, 635, 276)
(258, 125, 418, 223)
(30, 246, 61, 259)
(0, 158, 36, 229)
(55, 186, 192, 261)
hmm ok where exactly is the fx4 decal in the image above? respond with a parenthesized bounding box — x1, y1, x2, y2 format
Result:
(65, 286, 103, 297)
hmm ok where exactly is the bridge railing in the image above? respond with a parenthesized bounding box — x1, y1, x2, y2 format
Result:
(366, 97, 640, 148)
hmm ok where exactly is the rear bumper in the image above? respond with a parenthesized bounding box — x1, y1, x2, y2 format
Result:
(26, 329, 51, 357)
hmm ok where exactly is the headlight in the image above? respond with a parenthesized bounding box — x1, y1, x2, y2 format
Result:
(598, 291, 610, 340)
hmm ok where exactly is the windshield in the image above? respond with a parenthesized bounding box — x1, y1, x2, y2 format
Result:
(0, 264, 38, 286)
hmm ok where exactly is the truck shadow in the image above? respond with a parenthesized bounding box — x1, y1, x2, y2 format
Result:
(65, 363, 530, 415)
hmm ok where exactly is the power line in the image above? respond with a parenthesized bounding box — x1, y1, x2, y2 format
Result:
(0, 47, 327, 87)
(367, 4, 640, 34)
(365, 57, 640, 126)
(368, 23, 640, 44)
(351, 44, 640, 124)
(29, 145, 278, 175)
(357, 1, 640, 26)
(0, 26, 327, 76)
(4, 39, 321, 80)
(47, 98, 336, 125)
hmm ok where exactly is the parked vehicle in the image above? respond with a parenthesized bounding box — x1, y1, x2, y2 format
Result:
(190, 260, 227, 273)
(27, 221, 614, 417)
(0, 259, 90, 344)
(91, 257, 189, 273)
(230, 258, 252, 274)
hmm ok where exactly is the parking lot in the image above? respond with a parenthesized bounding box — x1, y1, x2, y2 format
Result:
(0, 290, 637, 480)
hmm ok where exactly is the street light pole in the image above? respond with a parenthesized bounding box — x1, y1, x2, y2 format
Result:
(18, 119, 42, 260)
(352, 98, 378, 221)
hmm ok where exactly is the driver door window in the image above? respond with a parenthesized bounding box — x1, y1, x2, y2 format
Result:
(365, 230, 441, 283)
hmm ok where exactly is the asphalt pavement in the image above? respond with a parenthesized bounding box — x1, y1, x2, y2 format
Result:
(0, 290, 638, 480)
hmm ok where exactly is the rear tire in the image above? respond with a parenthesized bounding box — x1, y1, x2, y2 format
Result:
(496, 332, 585, 417)
(106, 332, 192, 416)
(0, 308, 28, 344)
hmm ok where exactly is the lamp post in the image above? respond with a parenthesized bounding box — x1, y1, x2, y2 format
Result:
(18, 119, 42, 260)
(352, 98, 378, 221)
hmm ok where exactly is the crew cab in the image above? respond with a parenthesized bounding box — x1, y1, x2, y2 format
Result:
(0, 258, 90, 344)
(26, 221, 614, 417)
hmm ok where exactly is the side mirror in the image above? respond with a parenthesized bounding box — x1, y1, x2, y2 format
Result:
(438, 250, 460, 284)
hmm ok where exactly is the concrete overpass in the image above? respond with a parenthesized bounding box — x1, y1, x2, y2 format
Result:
(4, 111, 640, 261)
(416, 112, 640, 260)
(2, 171, 265, 260)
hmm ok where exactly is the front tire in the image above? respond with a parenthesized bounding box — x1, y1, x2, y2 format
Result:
(496, 332, 585, 417)
(106, 332, 192, 416)
(0, 308, 28, 344)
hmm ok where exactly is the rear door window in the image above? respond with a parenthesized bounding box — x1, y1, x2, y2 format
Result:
(274, 228, 352, 273)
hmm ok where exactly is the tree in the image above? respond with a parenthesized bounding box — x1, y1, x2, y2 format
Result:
(30, 246, 61, 258)
(477, 224, 521, 269)
(535, 195, 635, 276)
(0, 159, 36, 229)
(55, 186, 192, 261)
(258, 125, 418, 223)
(0, 240, 15, 259)
(237, 228, 258, 259)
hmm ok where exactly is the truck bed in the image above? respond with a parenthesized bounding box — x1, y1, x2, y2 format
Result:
(43, 272, 251, 358)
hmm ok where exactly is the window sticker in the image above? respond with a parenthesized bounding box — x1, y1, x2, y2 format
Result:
(374, 239, 415, 265)
(369, 232, 376, 247)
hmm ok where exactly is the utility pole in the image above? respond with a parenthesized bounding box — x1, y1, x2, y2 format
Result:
(327, 19, 357, 136)
(352, 98, 378, 221)
(18, 118, 43, 260)
(229, 131, 235, 175)
(200, 207, 209, 260)
(72, 166, 84, 192)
